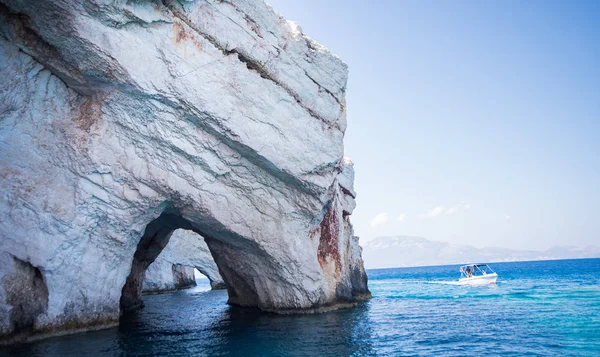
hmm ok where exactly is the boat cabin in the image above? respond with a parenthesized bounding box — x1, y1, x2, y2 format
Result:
(459, 263, 495, 279)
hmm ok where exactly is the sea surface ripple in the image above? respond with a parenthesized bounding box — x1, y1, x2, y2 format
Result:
(2, 258, 599, 356)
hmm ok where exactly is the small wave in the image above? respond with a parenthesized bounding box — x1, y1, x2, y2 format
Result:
(427, 281, 462, 286)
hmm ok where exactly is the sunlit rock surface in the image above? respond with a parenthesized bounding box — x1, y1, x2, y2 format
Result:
(142, 229, 225, 292)
(0, 0, 369, 343)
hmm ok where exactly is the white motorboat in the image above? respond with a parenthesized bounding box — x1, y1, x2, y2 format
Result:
(458, 263, 497, 285)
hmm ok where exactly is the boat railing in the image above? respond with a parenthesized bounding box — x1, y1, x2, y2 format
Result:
(459, 264, 495, 278)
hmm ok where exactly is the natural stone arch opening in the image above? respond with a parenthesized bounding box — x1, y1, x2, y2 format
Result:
(193, 268, 207, 287)
(119, 211, 196, 312)
(194, 269, 206, 280)
(119, 208, 268, 314)
(141, 229, 227, 294)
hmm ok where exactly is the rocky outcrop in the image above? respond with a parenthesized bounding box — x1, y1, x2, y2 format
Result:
(0, 0, 370, 344)
(142, 229, 225, 293)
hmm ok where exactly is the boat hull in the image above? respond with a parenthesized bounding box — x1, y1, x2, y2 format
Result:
(458, 273, 498, 286)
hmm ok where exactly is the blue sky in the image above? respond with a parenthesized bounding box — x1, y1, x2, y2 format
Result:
(268, 0, 600, 250)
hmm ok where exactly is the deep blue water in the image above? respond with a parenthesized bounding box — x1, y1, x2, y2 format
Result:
(2, 258, 599, 356)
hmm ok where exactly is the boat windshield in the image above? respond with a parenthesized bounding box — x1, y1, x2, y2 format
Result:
(459, 264, 494, 278)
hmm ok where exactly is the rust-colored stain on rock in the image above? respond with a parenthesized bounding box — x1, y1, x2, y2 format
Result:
(309, 226, 321, 241)
(172, 22, 203, 52)
(317, 202, 341, 273)
(77, 98, 99, 132)
(77, 95, 105, 132)
(173, 22, 187, 43)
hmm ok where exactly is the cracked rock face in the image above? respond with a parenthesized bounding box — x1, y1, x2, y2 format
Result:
(0, 0, 370, 342)
(143, 229, 225, 292)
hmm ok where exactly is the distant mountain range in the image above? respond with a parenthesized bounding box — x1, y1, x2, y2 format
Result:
(361, 236, 600, 269)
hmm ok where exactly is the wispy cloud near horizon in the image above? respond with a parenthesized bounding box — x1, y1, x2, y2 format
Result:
(421, 202, 471, 218)
(370, 213, 389, 227)
(422, 206, 444, 218)
(446, 202, 471, 215)
(445, 205, 459, 215)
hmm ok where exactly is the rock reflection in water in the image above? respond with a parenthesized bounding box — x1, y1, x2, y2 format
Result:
(3, 283, 374, 357)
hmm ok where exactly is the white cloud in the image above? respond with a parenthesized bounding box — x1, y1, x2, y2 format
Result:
(445, 206, 459, 215)
(423, 206, 444, 218)
(446, 202, 472, 215)
(397, 213, 407, 222)
(421, 202, 471, 218)
(370, 213, 389, 227)
(505, 215, 511, 220)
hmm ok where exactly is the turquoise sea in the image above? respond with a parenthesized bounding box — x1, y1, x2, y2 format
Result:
(2, 258, 599, 356)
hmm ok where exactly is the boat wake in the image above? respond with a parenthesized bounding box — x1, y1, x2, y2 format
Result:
(427, 281, 462, 286)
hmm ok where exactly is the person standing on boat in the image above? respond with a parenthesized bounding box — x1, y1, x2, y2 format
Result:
(466, 266, 472, 278)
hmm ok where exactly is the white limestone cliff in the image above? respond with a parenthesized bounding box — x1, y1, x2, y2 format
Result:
(142, 229, 225, 292)
(0, 0, 370, 344)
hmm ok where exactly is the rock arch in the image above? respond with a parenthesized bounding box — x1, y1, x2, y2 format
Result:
(0, 0, 370, 343)
(142, 229, 225, 294)
(120, 211, 193, 312)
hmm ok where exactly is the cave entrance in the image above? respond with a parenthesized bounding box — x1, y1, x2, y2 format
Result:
(193, 269, 211, 292)
(120, 206, 269, 315)
(119, 211, 195, 312)
(140, 228, 226, 295)
(1, 256, 49, 341)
